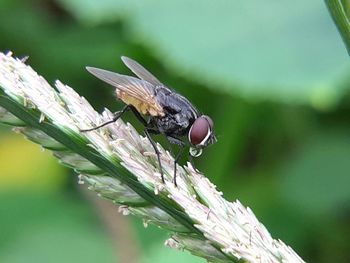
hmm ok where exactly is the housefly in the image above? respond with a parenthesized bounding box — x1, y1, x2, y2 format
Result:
(81, 56, 217, 186)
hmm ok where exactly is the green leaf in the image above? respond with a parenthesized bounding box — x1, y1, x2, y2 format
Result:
(0, 193, 115, 263)
(59, 0, 350, 106)
(325, 0, 350, 54)
(278, 131, 350, 216)
(142, 242, 205, 263)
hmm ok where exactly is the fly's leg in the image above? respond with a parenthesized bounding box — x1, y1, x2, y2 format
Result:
(80, 105, 130, 132)
(166, 136, 186, 187)
(127, 107, 165, 183)
(188, 153, 200, 173)
(173, 146, 184, 187)
(80, 103, 165, 184)
(129, 106, 148, 126)
(145, 128, 164, 183)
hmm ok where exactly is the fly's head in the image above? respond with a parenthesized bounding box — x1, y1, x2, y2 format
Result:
(188, 115, 217, 157)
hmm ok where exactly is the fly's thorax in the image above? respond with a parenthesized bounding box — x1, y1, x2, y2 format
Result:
(152, 112, 191, 137)
(155, 88, 199, 118)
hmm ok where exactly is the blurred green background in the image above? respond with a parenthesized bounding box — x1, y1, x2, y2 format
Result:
(0, 0, 350, 262)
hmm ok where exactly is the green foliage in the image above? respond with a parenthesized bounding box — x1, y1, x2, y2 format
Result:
(280, 131, 350, 216)
(0, 193, 115, 263)
(59, 0, 350, 106)
(0, 0, 349, 262)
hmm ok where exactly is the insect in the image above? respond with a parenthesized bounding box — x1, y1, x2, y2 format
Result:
(81, 56, 217, 186)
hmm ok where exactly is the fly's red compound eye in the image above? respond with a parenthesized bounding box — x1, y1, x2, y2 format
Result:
(203, 115, 214, 129)
(189, 116, 211, 146)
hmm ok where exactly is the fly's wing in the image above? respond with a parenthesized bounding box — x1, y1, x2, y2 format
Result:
(121, 56, 164, 87)
(86, 67, 165, 116)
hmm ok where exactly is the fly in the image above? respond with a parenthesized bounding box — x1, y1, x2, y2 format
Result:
(81, 56, 217, 186)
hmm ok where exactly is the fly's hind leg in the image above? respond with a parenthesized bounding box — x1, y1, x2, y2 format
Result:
(80, 105, 130, 132)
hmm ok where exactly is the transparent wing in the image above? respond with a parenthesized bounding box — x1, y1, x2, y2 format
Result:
(121, 56, 163, 86)
(86, 66, 155, 99)
(86, 66, 164, 116)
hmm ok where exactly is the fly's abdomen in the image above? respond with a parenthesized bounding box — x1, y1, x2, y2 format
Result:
(117, 90, 165, 117)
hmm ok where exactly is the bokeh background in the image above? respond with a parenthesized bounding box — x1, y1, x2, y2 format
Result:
(0, 0, 350, 262)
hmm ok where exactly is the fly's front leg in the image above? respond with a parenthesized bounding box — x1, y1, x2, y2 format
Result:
(170, 135, 199, 173)
(80, 105, 130, 132)
(188, 153, 196, 170)
(166, 136, 186, 187)
(188, 153, 200, 173)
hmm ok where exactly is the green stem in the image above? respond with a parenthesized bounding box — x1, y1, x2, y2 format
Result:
(325, 0, 350, 54)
